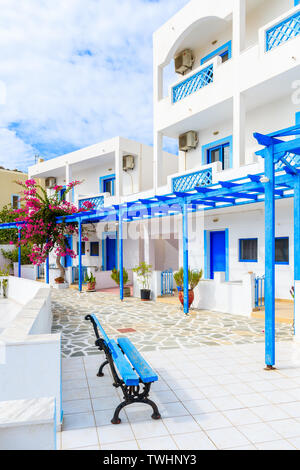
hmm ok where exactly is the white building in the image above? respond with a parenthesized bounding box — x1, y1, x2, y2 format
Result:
(29, 0, 300, 312)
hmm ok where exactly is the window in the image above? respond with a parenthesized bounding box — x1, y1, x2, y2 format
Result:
(60, 187, 66, 200)
(100, 175, 116, 196)
(207, 143, 230, 170)
(275, 237, 289, 264)
(11, 194, 20, 209)
(76, 241, 85, 255)
(201, 41, 232, 65)
(90, 242, 99, 257)
(239, 239, 258, 262)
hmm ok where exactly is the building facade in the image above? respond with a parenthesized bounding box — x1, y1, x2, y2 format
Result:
(0, 168, 27, 210)
(28, 0, 300, 308)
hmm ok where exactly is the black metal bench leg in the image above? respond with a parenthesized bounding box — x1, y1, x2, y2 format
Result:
(111, 402, 127, 424)
(97, 360, 109, 377)
(141, 398, 161, 420)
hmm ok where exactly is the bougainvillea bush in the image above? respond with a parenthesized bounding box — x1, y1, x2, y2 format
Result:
(11, 179, 94, 280)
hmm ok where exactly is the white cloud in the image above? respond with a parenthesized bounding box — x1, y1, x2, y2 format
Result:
(0, 0, 189, 171)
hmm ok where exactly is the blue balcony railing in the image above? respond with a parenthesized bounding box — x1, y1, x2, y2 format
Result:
(266, 10, 300, 51)
(172, 64, 214, 103)
(172, 168, 213, 192)
(78, 196, 104, 210)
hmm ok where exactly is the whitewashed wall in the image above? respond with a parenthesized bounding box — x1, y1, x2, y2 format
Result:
(0, 244, 14, 272)
(0, 277, 61, 428)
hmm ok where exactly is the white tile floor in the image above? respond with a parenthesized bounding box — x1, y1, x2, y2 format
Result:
(57, 341, 300, 450)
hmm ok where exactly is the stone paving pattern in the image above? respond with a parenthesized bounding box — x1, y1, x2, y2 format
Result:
(51, 289, 293, 358)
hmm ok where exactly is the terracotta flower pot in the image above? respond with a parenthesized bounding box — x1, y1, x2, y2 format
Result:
(178, 289, 194, 308)
(55, 277, 65, 284)
(87, 282, 96, 291)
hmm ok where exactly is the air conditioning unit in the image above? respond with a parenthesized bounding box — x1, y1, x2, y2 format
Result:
(179, 131, 199, 152)
(45, 177, 57, 189)
(123, 155, 135, 171)
(174, 49, 194, 75)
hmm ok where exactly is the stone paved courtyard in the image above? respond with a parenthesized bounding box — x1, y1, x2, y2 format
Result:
(51, 289, 293, 358)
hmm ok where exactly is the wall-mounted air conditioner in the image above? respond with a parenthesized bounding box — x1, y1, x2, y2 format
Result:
(45, 177, 57, 189)
(123, 155, 135, 171)
(179, 131, 199, 152)
(174, 49, 194, 75)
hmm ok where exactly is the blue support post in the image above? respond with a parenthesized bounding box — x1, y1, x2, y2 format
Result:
(119, 208, 124, 301)
(18, 228, 21, 278)
(78, 220, 82, 292)
(264, 146, 276, 368)
(182, 200, 189, 314)
(294, 173, 300, 335)
(46, 257, 49, 284)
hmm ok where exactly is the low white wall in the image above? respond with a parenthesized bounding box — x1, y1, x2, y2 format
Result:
(194, 272, 255, 317)
(0, 277, 61, 428)
(13, 263, 38, 281)
(95, 269, 133, 290)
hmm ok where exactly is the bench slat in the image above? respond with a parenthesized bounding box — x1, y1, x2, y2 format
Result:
(118, 337, 158, 384)
(108, 339, 140, 386)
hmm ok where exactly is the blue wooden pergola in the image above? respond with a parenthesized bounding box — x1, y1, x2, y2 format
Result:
(1, 123, 300, 368)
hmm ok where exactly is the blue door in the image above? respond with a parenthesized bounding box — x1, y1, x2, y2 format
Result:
(106, 237, 116, 271)
(63, 236, 73, 268)
(210, 231, 226, 279)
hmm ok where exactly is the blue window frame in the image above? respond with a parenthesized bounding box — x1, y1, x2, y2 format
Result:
(76, 241, 85, 255)
(275, 237, 289, 265)
(202, 136, 233, 170)
(239, 238, 258, 262)
(99, 174, 115, 196)
(201, 41, 232, 65)
(90, 242, 99, 257)
(60, 186, 66, 200)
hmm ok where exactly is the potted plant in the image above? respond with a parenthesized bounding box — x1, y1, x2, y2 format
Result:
(84, 272, 96, 291)
(133, 262, 152, 301)
(174, 267, 203, 308)
(0, 266, 9, 298)
(111, 268, 131, 297)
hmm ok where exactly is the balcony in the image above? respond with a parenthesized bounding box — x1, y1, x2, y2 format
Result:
(265, 8, 300, 52)
(78, 195, 104, 210)
(172, 63, 214, 104)
(172, 168, 213, 192)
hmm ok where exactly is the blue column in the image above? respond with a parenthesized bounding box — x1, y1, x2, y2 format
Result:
(264, 146, 276, 367)
(182, 200, 189, 314)
(119, 208, 124, 301)
(46, 257, 49, 284)
(294, 173, 300, 336)
(78, 220, 82, 292)
(18, 229, 21, 278)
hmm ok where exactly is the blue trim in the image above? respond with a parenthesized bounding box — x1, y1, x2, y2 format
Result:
(202, 136, 233, 169)
(46, 254, 49, 284)
(275, 237, 289, 265)
(201, 41, 232, 65)
(99, 174, 116, 196)
(204, 230, 209, 279)
(225, 228, 229, 282)
(90, 241, 100, 257)
(102, 231, 118, 271)
(239, 238, 258, 263)
(296, 112, 300, 125)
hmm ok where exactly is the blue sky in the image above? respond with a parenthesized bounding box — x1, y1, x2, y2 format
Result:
(0, 0, 189, 172)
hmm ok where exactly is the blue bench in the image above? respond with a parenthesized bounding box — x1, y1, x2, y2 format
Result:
(85, 314, 161, 424)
